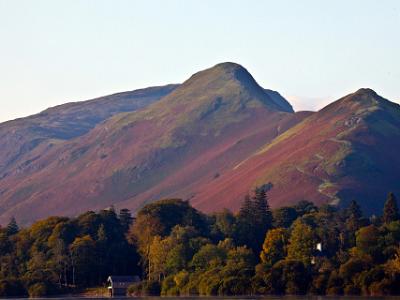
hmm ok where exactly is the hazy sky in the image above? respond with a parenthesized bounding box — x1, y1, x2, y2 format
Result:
(0, 1, 399, 122)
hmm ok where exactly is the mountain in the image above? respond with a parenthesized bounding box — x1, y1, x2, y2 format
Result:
(191, 88, 400, 215)
(0, 85, 178, 177)
(0, 63, 302, 224)
(0, 62, 399, 225)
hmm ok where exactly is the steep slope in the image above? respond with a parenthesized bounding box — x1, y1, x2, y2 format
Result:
(192, 89, 400, 215)
(263, 89, 293, 113)
(0, 85, 178, 178)
(0, 63, 300, 224)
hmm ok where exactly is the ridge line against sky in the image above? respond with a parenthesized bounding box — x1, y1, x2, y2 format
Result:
(0, 0, 399, 123)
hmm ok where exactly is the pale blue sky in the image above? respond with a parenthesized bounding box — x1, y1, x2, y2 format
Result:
(0, 0, 399, 122)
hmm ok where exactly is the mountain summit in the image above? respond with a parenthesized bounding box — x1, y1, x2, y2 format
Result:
(176, 62, 293, 112)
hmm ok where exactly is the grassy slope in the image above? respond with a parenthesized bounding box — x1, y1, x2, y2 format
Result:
(191, 89, 400, 215)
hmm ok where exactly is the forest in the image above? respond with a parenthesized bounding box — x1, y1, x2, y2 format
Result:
(1, 189, 400, 297)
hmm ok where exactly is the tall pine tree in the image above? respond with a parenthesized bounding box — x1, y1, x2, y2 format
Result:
(237, 194, 255, 249)
(237, 188, 273, 254)
(119, 208, 134, 232)
(383, 192, 399, 224)
(6, 216, 19, 236)
(253, 188, 273, 253)
(346, 200, 363, 231)
(238, 194, 253, 220)
(253, 188, 273, 233)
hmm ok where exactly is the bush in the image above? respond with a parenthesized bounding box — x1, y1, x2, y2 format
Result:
(369, 279, 391, 296)
(339, 258, 367, 284)
(344, 284, 361, 295)
(128, 282, 143, 296)
(28, 283, 47, 298)
(326, 271, 343, 295)
(180, 274, 199, 295)
(271, 260, 310, 295)
(128, 281, 160, 296)
(0, 279, 26, 297)
(165, 286, 180, 296)
(198, 273, 221, 295)
(359, 266, 385, 294)
(310, 274, 329, 295)
(174, 270, 189, 288)
(161, 275, 176, 296)
(218, 276, 250, 295)
(145, 280, 161, 295)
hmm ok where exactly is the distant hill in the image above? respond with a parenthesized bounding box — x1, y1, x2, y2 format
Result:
(0, 85, 177, 176)
(0, 63, 399, 224)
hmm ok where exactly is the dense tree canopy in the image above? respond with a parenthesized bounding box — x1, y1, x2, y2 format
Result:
(0, 208, 139, 297)
(1, 191, 400, 297)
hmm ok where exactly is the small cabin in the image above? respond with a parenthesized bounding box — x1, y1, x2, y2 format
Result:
(107, 275, 140, 297)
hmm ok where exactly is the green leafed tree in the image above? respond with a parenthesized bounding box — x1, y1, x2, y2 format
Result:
(273, 207, 298, 228)
(287, 220, 315, 265)
(260, 228, 288, 266)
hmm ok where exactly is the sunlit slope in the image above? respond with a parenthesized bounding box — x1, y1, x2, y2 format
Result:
(192, 89, 400, 215)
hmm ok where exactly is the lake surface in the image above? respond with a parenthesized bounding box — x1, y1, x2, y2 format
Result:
(3, 297, 399, 300)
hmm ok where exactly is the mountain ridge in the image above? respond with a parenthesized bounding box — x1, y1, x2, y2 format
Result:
(0, 63, 399, 224)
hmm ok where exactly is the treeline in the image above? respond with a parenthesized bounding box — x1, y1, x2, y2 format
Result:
(0, 208, 139, 297)
(127, 191, 400, 296)
(1, 191, 400, 297)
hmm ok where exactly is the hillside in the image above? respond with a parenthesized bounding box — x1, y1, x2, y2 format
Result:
(192, 88, 400, 215)
(0, 84, 177, 179)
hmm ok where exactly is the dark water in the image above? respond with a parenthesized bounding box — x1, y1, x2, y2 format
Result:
(4, 297, 399, 300)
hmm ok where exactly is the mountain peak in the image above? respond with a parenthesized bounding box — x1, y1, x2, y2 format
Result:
(214, 61, 243, 68)
(212, 62, 246, 72)
(318, 88, 399, 123)
(186, 62, 252, 83)
(344, 88, 391, 108)
(353, 88, 378, 97)
(176, 62, 294, 113)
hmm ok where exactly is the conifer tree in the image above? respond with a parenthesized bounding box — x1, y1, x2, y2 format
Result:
(237, 188, 274, 253)
(348, 200, 362, 219)
(237, 194, 255, 250)
(6, 216, 19, 236)
(346, 200, 363, 231)
(239, 194, 253, 220)
(253, 188, 273, 232)
(383, 192, 399, 224)
(119, 208, 134, 232)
